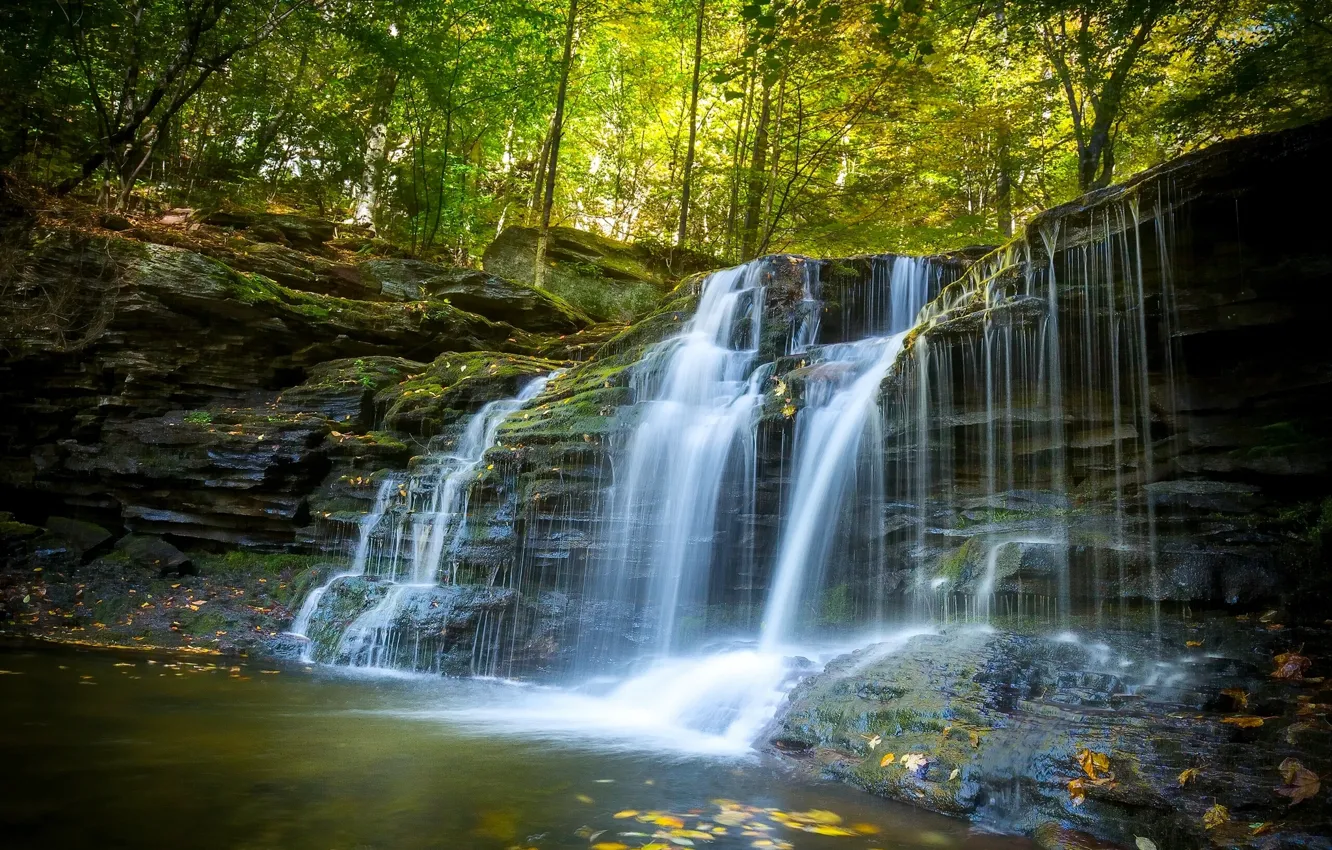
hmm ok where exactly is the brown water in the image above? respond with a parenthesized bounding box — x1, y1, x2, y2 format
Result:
(0, 641, 1027, 850)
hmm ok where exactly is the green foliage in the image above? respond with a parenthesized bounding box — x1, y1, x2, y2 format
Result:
(4, 0, 1325, 260)
(183, 411, 213, 425)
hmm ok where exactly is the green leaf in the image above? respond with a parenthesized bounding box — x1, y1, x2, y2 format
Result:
(819, 3, 841, 25)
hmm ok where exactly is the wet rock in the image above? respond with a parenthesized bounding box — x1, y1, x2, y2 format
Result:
(773, 625, 1332, 850)
(44, 516, 114, 559)
(114, 533, 193, 576)
(97, 212, 132, 231)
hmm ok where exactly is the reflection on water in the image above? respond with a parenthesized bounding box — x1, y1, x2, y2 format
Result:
(1, 641, 1029, 850)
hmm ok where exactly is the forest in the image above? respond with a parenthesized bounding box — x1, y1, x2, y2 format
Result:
(4, 0, 1330, 266)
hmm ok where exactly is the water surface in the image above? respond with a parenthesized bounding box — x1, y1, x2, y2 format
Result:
(1, 641, 1023, 850)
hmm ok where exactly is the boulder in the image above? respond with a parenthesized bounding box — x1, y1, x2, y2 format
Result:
(114, 533, 193, 576)
(201, 210, 336, 252)
(44, 516, 114, 558)
(422, 267, 591, 333)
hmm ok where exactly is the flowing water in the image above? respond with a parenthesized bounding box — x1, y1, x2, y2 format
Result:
(282, 200, 1183, 766)
(1, 641, 1033, 850)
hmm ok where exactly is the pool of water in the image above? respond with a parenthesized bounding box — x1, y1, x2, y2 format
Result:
(1, 641, 1029, 850)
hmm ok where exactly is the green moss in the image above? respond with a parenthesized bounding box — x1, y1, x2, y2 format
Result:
(184, 410, 212, 425)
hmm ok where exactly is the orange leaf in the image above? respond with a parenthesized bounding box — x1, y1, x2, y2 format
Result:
(1220, 688, 1249, 709)
(1178, 768, 1201, 786)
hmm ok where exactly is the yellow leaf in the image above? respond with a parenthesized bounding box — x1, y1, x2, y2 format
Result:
(969, 730, 981, 748)
(1178, 768, 1201, 786)
(613, 810, 639, 819)
(1203, 803, 1230, 829)
(1078, 749, 1111, 780)
(852, 823, 881, 835)
(1067, 778, 1087, 806)
(1221, 715, 1265, 728)
(880, 752, 896, 767)
(1186, 640, 1204, 648)
(949, 768, 961, 781)
(576, 794, 594, 804)
(653, 816, 685, 828)
(805, 825, 857, 836)
(592, 844, 630, 850)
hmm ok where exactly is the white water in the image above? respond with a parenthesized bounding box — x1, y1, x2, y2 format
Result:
(598, 262, 767, 654)
(762, 256, 934, 647)
(290, 374, 553, 668)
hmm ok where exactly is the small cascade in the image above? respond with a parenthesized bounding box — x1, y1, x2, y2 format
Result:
(289, 374, 553, 671)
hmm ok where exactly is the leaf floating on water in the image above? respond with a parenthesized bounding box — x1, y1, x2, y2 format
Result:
(1186, 640, 1204, 648)
(1135, 837, 1158, 850)
(879, 752, 896, 767)
(1221, 715, 1265, 728)
(613, 811, 639, 819)
(1273, 652, 1312, 680)
(853, 823, 881, 835)
(1179, 767, 1201, 786)
(1275, 758, 1321, 804)
(806, 825, 857, 836)
(1203, 803, 1230, 830)
(576, 794, 595, 804)
(592, 844, 630, 850)
(652, 816, 685, 829)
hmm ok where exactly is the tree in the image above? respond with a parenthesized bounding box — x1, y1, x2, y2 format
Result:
(997, 0, 1183, 191)
(535, 0, 579, 287)
(676, 0, 707, 250)
(53, 0, 307, 206)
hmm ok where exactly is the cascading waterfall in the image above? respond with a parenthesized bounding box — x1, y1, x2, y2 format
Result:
(285, 195, 1185, 753)
(289, 374, 553, 671)
(591, 262, 768, 658)
(761, 256, 935, 647)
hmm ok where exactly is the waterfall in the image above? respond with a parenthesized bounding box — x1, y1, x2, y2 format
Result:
(592, 262, 767, 657)
(761, 256, 934, 647)
(289, 374, 554, 670)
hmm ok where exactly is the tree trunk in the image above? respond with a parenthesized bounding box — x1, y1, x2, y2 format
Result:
(740, 81, 771, 262)
(535, 0, 578, 288)
(996, 122, 1013, 237)
(676, 0, 706, 251)
(353, 65, 398, 229)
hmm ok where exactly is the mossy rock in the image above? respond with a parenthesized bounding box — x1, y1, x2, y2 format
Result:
(377, 351, 560, 437)
(483, 225, 704, 322)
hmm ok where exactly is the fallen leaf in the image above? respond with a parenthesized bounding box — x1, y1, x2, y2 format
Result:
(862, 733, 882, 750)
(1275, 758, 1320, 804)
(1221, 715, 1265, 728)
(969, 730, 982, 748)
(1078, 749, 1112, 780)
(652, 816, 685, 829)
(1203, 803, 1230, 830)
(613, 810, 639, 819)
(1273, 652, 1312, 681)
(901, 753, 929, 773)
(1179, 767, 1201, 786)
(949, 768, 960, 781)
(1186, 640, 1204, 648)
(1135, 837, 1158, 850)
(576, 794, 594, 804)
(879, 753, 896, 767)
(592, 844, 630, 850)
(1068, 778, 1087, 806)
